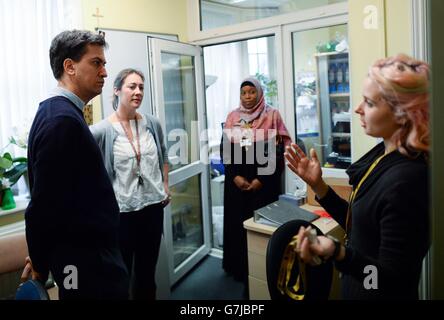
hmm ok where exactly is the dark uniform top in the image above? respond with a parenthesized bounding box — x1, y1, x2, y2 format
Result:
(318, 142, 429, 300)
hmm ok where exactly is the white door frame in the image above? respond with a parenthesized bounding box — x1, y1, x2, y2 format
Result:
(148, 37, 211, 285)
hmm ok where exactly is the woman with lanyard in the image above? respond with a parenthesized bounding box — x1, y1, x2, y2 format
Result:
(91, 68, 170, 300)
(285, 54, 430, 300)
(221, 77, 291, 294)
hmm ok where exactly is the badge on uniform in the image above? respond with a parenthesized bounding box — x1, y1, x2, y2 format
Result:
(240, 137, 252, 148)
(240, 125, 253, 149)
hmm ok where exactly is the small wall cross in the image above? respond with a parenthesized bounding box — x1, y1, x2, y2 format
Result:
(92, 7, 104, 28)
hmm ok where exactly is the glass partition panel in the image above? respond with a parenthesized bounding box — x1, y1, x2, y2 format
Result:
(203, 36, 276, 154)
(200, 0, 347, 31)
(292, 24, 350, 169)
(170, 175, 204, 268)
(161, 53, 198, 171)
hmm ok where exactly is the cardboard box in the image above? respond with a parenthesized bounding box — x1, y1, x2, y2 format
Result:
(307, 177, 352, 206)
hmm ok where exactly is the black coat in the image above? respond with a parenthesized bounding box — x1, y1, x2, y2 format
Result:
(318, 142, 429, 300)
(221, 137, 284, 281)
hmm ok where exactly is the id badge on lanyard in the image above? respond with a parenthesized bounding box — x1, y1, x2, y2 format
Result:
(240, 128, 253, 148)
(240, 137, 252, 148)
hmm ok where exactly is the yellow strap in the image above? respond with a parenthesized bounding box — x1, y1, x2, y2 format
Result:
(349, 153, 387, 203)
(277, 235, 306, 300)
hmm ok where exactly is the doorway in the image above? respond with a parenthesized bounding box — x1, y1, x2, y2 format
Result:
(148, 38, 212, 285)
(203, 35, 278, 250)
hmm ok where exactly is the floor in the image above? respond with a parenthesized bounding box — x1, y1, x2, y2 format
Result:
(171, 255, 247, 300)
(45, 256, 245, 301)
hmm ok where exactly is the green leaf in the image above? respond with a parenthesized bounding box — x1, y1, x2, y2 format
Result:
(12, 157, 27, 163)
(3, 153, 12, 161)
(0, 155, 13, 170)
(3, 162, 27, 186)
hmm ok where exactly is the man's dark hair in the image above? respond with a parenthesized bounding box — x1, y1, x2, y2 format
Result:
(49, 30, 108, 79)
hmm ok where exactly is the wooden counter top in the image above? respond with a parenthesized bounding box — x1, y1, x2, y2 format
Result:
(243, 203, 343, 237)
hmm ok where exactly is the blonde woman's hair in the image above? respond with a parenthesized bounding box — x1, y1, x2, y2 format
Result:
(368, 54, 430, 156)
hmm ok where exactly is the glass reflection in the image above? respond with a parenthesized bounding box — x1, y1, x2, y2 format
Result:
(170, 175, 204, 267)
(292, 24, 351, 169)
(200, 0, 346, 31)
(161, 53, 198, 170)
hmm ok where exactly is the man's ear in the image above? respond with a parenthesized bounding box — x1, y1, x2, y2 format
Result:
(63, 58, 75, 76)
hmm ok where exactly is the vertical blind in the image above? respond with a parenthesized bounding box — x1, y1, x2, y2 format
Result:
(0, 0, 82, 152)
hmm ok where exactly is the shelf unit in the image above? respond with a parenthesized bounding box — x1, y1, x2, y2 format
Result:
(329, 92, 349, 98)
(314, 51, 351, 169)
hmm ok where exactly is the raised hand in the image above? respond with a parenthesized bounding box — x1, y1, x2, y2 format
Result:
(284, 143, 322, 188)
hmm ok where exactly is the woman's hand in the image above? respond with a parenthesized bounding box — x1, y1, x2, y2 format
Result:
(233, 176, 250, 191)
(246, 178, 263, 192)
(21, 256, 47, 283)
(284, 144, 328, 198)
(285, 144, 321, 186)
(295, 226, 336, 265)
(161, 186, 172, 207)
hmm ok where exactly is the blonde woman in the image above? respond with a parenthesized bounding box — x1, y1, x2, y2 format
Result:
(286, 54, 430, 300)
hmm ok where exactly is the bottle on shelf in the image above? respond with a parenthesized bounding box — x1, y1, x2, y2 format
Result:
(336, 63, 344, 93)
(328, 63, 337, 93)
(344, 62, 350, 93)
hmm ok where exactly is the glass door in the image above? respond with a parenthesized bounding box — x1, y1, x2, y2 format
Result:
(290, 23, 350, 169)
(147, 38, 211, 285)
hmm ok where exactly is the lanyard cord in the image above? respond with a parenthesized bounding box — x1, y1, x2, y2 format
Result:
(115, 112, 143, 185)
(116, 115, 141, 166)
(345, 151, 391, 240)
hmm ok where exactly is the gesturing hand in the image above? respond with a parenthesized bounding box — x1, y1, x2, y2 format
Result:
(284, 143, 322, 189)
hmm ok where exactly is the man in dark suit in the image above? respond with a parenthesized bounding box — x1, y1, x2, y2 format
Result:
(23, 30, 129, 299)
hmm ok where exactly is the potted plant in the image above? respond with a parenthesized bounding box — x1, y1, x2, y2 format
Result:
(0, 136, 28, 210)
(255, 73, 277, 106)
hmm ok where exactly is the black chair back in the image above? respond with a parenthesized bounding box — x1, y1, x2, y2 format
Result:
(266, 219, 333, 300)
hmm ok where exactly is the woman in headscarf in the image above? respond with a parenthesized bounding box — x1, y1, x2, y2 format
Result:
(220, 77, 291, 293)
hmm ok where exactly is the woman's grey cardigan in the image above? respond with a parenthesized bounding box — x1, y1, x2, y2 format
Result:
(90, 114, 169, 182)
